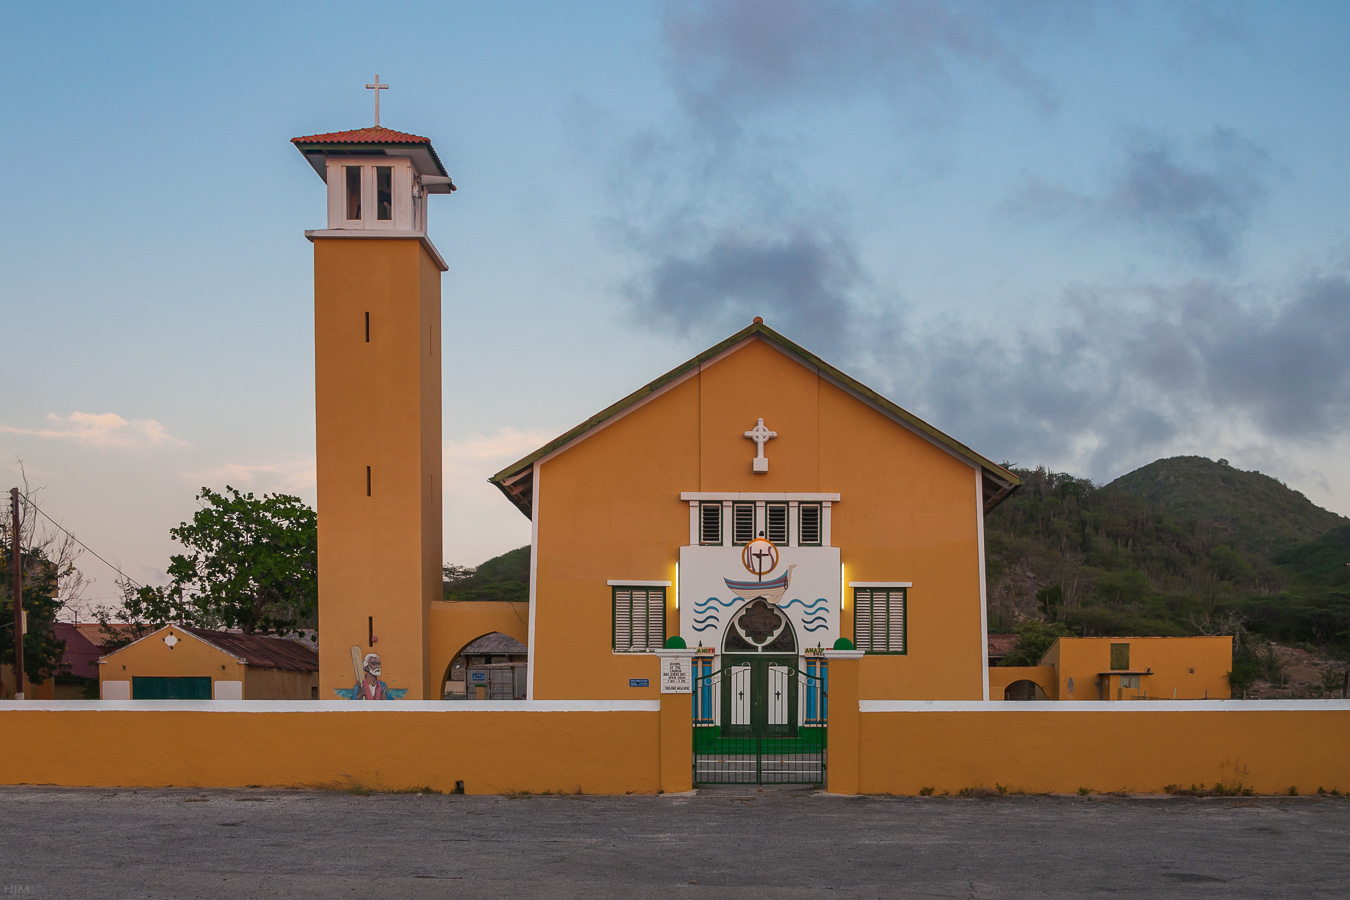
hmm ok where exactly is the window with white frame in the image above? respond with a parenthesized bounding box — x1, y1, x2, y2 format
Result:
(853, 585, 906, 653)
(612, 585, 666, 652)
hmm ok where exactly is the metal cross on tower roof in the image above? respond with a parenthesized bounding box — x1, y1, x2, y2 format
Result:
(365, 75, 389, 126)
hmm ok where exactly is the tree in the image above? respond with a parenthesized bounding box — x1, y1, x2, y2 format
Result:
(999, 621, 1073, 667)
(1, 545, 67, 688)
(1, 478, 89, 692)
(114, 486, 317, 635)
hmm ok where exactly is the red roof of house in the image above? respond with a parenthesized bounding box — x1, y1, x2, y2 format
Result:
(987, 633, 1019, 659)
(290, 126, 431, 145)
(55, 623, 104, 679)
(71, 622, 141, 649)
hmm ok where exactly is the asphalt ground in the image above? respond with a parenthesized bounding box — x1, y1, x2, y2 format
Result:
(1, 786, 1346, 899)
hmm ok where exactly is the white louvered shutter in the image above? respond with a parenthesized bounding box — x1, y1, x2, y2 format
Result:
(614, 587, 665, 651)
(614, 589, 634, 651)
(854, 589, 874, 651)
(644, 588, 666, 650)
(885, 589, 906, 652)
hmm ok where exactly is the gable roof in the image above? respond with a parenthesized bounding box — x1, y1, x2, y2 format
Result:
(490, 319, 1020, 518)
(102, 625, 318, 672)
(71, 622, 141, 650)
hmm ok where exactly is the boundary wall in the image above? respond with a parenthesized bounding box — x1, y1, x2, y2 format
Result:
(3, 697, 1349, 795)
(855, 700, 1350, 795)
(0, 701, 661, 795)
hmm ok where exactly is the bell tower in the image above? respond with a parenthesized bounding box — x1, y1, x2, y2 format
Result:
(293, 91, 455, 700)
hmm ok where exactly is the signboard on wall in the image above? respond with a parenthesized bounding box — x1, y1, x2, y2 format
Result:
(661, 657, 692, 693)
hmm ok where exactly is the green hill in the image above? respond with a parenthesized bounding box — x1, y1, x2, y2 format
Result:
(443, 546, 529, 603)
(1108, 456, 1347, 556)
(985, 460, 1350, 650)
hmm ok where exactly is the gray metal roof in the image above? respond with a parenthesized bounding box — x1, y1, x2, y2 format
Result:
(461, 632, 528, 656)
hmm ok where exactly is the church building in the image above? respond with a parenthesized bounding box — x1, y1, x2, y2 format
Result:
(491, 320, 1020, 716)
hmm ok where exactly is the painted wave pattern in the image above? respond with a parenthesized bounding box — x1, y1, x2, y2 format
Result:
(690, 596, 831, 632)
(780, 598, 829, 613)
(692, 596, 737, 632)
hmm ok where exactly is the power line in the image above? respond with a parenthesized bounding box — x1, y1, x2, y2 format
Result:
(13, 491, 143, 590)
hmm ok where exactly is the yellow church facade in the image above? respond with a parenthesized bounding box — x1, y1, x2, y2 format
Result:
(492, 320, 1020, 709)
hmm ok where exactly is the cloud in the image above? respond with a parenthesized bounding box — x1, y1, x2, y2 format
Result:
(903, 270, 1350, 481)
(661, 0, 1064, 130)
(184, 454, 316, 494)
(443, 428, 556, 488)
(1007, 127, 1277, 262)
(0, 411, 189, 450)
(623, 226, 884, 356)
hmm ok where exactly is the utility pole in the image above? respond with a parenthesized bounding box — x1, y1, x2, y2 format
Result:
(10, 488, 23, 700)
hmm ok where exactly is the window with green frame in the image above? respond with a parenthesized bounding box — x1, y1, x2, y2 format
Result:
(798, 503, 822, 546)
(765, 503, 788, 544)
(699, 502, 722, 545)
(732, 502, 756, 545)
(613, 586, 666, 652)
(853, 587, 906, 653)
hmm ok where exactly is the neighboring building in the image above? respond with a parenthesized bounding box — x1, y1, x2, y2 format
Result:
(490, 319, 1021, 708)
(99, 625, 319, 700)
(986, 633, 1018, 666)
(447, 632, 528, 700)
(991, 635, 1233, 701)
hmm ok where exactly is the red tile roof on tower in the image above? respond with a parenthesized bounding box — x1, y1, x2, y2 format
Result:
(291, 125, 451, 184)
(291, 125, 432, 145)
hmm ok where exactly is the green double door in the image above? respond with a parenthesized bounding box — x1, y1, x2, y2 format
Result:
(720, 655, 798, 739)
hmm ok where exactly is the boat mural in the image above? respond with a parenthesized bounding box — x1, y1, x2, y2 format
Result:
(723, 564, 797, 605)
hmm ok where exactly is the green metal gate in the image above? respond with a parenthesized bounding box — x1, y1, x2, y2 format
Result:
(692, 658, 827, 785)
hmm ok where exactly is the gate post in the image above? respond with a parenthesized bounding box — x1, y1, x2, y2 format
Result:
(824, 648, 864, 795)
(656, 648, 695, 793)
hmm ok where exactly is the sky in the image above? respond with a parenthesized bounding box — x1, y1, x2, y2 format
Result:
(3, 1, 1349, 617)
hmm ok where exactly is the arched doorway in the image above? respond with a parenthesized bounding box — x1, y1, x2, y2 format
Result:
(721, 599, 799, 737)
(440, 632, 528, 700)
(1004, 679, 1048, 701)
(693, 599, 826, 785)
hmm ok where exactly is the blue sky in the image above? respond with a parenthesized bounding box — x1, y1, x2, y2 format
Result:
(3, 1, 1349, 615)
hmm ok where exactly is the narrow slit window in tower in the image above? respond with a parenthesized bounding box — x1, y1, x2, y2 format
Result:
(366, 466, 372, 497)
(365, 312, 370, 342)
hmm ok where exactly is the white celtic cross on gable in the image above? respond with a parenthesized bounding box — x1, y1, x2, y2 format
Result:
(744, 418, 777, 473)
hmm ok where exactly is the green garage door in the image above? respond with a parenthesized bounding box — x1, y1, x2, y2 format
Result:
(132, 676, 213, 699)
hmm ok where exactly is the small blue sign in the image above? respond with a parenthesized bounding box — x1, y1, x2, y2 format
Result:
(469, 671, 488, 684)
(629, 678, 650, 688)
